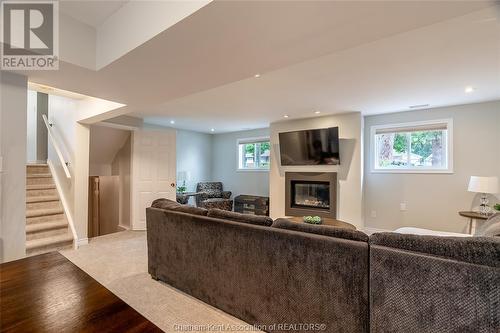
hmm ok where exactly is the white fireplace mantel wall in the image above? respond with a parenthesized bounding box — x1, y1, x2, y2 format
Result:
(269, 112, 364, 229)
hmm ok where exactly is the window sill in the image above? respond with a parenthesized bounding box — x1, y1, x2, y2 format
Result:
(370, 168, 454, 174)
(237, 168, 269, 172)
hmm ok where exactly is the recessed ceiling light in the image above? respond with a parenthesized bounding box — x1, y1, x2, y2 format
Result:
(465, 86, 475, 93)
(283, 115, 289, 118)
(314, 111, 321, 114)
(210, 128, 215, 132)
(170, 120, 175, 124)
(254, 74, 261, 78)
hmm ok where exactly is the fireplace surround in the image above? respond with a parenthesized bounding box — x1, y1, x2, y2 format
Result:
(285, 172, 337, 219)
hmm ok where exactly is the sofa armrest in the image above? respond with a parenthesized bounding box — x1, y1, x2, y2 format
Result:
(221, 191, 232, 199)
(195, 192, 209, 207)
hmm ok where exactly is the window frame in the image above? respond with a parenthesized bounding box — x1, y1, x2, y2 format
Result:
(236, 137, 271, 172)
(370, 118, 453, 174)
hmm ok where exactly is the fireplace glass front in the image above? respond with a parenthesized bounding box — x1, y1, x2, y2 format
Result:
(291, 181, 330, 210)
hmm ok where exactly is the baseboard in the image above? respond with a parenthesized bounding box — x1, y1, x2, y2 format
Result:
(76, 238, 89, 248)
(132, 221, 146, 230)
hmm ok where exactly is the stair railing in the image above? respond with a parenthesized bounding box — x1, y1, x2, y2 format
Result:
(42, 114, 71, 179)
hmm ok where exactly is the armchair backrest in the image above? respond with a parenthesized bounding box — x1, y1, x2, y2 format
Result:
(196, 182, 224, 206)
(196, 182, 223, 193)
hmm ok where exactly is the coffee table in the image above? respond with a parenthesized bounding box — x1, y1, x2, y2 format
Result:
(285, 216, 356, 230)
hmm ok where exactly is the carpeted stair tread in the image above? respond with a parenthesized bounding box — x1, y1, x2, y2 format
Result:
(26, 233, 73, 251)
(26, 221, 68, 233)
(27, 207, 64, 218)
(27, 184, 56, 190)
(26, 195, 59, 203)
(27, 214, 66, 225)
(27, 174, 52, 178)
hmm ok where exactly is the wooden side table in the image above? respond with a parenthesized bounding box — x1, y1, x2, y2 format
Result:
(285, 216, 357, 230)
(458, 211, 493, 234)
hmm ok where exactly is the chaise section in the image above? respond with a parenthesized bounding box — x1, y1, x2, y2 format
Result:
(369, 233, 500, 333)
(147, 207, 369, 333)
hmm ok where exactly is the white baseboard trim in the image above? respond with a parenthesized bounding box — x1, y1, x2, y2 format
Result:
(76, 238, 89, 248)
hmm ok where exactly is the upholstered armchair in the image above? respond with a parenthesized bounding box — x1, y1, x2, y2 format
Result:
(196, 182, 233, 211)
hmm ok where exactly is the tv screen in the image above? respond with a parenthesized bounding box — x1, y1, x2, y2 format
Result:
(279, 127, 340, 165)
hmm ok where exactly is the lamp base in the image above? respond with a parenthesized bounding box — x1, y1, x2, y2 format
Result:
(479, 194, 490, 215)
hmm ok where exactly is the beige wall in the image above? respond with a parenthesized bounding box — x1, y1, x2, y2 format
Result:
(269, 112, 364, 229)
(0, 72, 27, 262)
(364, 101, 500, 233)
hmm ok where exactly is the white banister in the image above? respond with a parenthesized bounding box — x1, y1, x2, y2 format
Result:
(42, 114, 71, 179)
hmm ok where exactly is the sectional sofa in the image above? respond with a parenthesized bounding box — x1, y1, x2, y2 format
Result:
(146, 199, 500, 333)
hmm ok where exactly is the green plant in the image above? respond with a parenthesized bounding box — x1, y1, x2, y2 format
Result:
(494, 203, 500, 211)
(303, 216, 322, 225)
(177, 185, 187, 193)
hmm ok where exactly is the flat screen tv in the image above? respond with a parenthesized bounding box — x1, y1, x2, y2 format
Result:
(279, 127, 340, 165)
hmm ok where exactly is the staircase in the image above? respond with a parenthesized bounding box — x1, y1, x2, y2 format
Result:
(26, 164, 74, 256)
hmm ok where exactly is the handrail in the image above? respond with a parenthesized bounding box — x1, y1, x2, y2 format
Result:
(42, 114, 71, 179)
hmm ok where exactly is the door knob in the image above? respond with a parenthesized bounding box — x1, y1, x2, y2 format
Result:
(171, 183, 176, 188)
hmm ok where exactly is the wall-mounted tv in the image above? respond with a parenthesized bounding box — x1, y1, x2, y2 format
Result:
(279, 127, 340, 166)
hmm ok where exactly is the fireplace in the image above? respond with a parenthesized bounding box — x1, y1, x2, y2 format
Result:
(285, 172, 337, 218)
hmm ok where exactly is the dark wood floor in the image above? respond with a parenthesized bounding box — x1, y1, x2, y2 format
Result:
(0, 252, 162, 332)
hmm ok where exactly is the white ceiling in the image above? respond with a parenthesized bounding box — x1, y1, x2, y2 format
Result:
(138, 5, 500, 133)
(59, 0, 128, 28)
(25, 1, 500, 133)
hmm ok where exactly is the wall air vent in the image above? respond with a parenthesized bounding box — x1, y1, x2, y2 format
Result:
(409, 104, 430, 109)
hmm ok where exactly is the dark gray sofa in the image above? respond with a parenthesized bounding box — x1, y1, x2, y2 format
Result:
(147, 207, 370, 333)
(147, 201, 500, 333)
(370, 233, 500, 333)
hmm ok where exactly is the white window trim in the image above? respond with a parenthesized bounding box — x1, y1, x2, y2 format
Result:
(236, 136, 270, 172)
(370, 118, 453, 174)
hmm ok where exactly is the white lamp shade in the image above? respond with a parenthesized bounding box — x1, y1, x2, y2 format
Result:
(177, 171, 191, 182)
(468, 176, 499, 194)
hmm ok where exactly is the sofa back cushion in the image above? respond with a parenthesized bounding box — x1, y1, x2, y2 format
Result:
(272, 218, 368, 242)
(207, 208, 273, 227)
(151, 198, 208, 216)
(370, 232, 500, 267)
(369, 232, 500, 333)
(147, 207, 370, 333)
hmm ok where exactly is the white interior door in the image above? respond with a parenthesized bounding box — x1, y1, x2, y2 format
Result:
(131, 128, 176, 230)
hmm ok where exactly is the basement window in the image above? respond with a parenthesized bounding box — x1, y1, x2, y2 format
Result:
(371, 119, 453, 173)
(238, 137, 270, 171)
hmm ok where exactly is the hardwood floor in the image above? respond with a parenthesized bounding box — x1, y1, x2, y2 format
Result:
(0, 252, 162, 332)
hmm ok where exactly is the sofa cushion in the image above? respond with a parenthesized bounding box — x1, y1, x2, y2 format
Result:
(151, 198, 208, 216)
(475, 213, 500, 237)
(272, 218, 369, 242)
(207, 208, 273, 227)
(370, 232, 500, 267)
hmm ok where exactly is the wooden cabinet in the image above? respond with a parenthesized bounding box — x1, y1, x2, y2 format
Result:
(234, 195, 269, 216)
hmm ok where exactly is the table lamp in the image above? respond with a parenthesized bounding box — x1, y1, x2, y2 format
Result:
(468, 176, 499, 214)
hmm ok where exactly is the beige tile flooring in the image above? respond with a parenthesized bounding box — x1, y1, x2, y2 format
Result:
(60, 231, 258, 333)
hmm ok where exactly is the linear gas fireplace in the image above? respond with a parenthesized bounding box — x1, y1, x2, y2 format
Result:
(285, 172, 337, 219)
